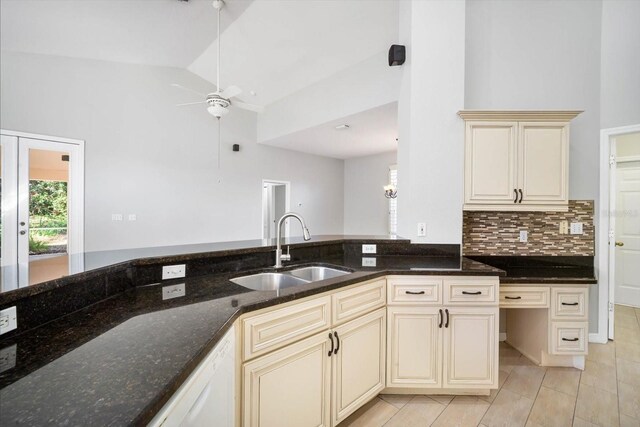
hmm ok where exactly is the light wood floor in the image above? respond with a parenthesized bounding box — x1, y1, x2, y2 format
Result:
(342, 305, 640, 427)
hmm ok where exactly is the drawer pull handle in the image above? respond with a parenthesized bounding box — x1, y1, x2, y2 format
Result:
(328, 333, 334, 357)
(505, 296, 522, 300)
(438, 309, 443, 328)
(561, 302, 579, 306)
(514, 189, 518, 203)
(562, 337, 579, 342)
(405, 290, 426, 295)
(334, 331, 340, 355)
(462, 291, 482, 295)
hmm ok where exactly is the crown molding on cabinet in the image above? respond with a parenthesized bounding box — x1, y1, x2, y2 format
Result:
(457, 110, 583, 121)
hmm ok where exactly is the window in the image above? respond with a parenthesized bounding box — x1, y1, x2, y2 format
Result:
(389, 165, 397, 235)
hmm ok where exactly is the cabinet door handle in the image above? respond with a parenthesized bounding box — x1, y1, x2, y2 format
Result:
(561, 302, 579, 306)
(334, 331, 340, 355)
(438, 309, 443, 328)
(405, 290, 426, 295)
(328, 333, 334, 357)
(518, 189, 523, 203)
(514, 189, 518, 203)
(505, 296, 522, 300)
(462, 291, 482, 295)
(445, 309, 450, 328)
(562, 337, 579, 342)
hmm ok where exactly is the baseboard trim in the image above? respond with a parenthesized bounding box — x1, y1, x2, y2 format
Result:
(589, 332, 607, 344)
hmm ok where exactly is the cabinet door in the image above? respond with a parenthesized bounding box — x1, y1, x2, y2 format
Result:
(443, 307, 498, 389)
(243, 332, 331, 427)
(518, 122, 569, 204)
(332, 308, 386, 425)
(464, 121, 518, 205)
(387, 306, 442, 388)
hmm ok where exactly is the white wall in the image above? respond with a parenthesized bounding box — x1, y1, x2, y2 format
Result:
(0, 51, 344, 251)
(601, 0, 640, 129)
(344, 151, 397, 235)
(397, 0, 466, 244)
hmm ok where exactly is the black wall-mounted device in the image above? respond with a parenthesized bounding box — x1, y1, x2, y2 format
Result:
(388, 45, 406, 66)
(232, 144, 240, 152)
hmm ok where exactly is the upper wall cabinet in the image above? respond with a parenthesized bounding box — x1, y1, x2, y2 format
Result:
(458, 111, 582, 212)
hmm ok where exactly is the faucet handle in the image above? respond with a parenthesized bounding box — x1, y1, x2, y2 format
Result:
(281, 245, 291, 262)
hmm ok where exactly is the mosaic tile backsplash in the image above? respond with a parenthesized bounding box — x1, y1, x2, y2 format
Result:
(463, 200, 595, 256)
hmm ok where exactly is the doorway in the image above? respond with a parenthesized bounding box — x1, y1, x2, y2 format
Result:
(262, 180, 290, 241)
(599, 124, 640, 341)
(0, 130, 84, 291)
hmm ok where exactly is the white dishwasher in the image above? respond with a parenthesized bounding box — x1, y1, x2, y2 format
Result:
(150, 327, 235, 427)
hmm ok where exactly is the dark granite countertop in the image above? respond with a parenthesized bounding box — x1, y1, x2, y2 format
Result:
(0, 254, 502, 426)
(467, 256, 598, 285)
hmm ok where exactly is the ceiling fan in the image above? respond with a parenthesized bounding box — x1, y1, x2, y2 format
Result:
(173, 0, 263, 118)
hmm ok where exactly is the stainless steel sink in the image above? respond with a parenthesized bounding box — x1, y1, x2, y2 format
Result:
(288, 266, 350, 282)
(230, 272, 310, 291)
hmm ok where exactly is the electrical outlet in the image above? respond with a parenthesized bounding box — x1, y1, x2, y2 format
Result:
(570, 222, 583, 235)
(417, 223, 426, 237)
(0, 344, 17, 373)
(361, 257, 377, 267)
(0, 307, 17, 335)
(559, 221, 569, 235)
(162, 283, 186, 300)
(162, 264, 186, 280)
(128, 214, 137, 221)
(519, 230, 528, 243)
(362, 244, 377, 254)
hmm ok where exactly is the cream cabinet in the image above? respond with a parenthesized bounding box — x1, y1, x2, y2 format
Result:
(242, 331, 332, 427)
(331, 308, 386, 426)
(459, 111, 581, 211)
(241, 279, 386, 427)
(443, 308, 498, 388)
(387, 306, 442, 388)
(386, 276, 500, 392)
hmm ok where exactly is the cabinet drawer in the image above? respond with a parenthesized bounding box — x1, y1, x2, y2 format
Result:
(550, 322, 588, 355)
(242, 296, 331, 361)
(444, 277, 498, 305)
(499, 287, 549, 308)
(551, 287, 588, 320)
(387, 276, 442, 305)
(332, 279, 385, 325)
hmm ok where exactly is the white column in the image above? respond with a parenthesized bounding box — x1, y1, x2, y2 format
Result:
(397, 0, 466, 244)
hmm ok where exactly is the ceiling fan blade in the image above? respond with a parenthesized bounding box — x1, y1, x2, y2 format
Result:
(171, 83, 206, 98)
(221, 85, 242, 99)
(232, 100, 264, 113)
(176, 101, 206, 107)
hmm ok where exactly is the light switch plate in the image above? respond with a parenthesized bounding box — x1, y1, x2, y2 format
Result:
(570, 222, 583, 235)
(519, 230, 528, 243)
(162, 283, 186, 300)
(111, 214, 123, 221)
(362, 244, 377, 254)
(0, 306, 17, 335)
(162, 264, 186, 280)
(559, 221, 569, 235)
(362, 257, 377, 267)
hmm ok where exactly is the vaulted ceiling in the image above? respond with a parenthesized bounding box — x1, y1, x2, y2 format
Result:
(1, 0, 400, 158)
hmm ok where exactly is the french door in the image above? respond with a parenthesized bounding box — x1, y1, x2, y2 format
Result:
(1, 131, 84, 292)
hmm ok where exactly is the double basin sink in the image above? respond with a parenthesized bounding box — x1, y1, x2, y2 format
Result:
(231, 266, 351, 291)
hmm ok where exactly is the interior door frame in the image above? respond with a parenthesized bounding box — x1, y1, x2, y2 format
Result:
(261, 179, 290, 241)
(598, 124, 640, 342)
(1, 129, 85, 289)
(1, 135, 19, 290)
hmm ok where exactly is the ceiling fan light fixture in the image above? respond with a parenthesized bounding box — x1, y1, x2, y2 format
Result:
(208, 104, 230, 118)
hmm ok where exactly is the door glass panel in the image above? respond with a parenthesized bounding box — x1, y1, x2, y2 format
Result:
(28, 148, 69, 285)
